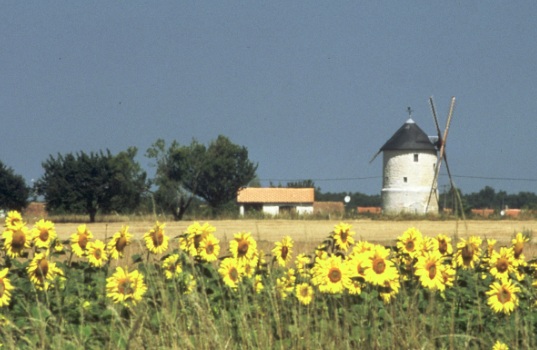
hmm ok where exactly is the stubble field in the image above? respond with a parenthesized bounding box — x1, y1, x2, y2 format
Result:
(54, 218, 537, 255)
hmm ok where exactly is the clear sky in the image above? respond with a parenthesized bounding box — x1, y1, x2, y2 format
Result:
(1, 2, 536, 196)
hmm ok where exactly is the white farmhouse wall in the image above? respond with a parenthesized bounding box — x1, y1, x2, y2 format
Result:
(262, 205, 280, 216)
(296, 205, 314, 215)
(382, 150, 438, 214)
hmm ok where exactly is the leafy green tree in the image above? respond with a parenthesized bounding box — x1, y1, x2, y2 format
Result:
(146, 135, 258, 219)
(192, 135, 258, 210)
(146, 139, 206, 220)
(0, 160, 30, 211)
(36, 148, 148, 222)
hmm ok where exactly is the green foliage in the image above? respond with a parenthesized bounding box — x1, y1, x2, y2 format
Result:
(146, 135, 257, 219)
(36, 148, 148, 222)
(0, 160, 29, 211)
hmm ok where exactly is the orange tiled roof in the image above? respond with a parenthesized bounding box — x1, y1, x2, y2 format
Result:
(237, 188, 314, 203)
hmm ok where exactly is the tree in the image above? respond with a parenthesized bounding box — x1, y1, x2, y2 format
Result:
(191, 135, 258, 210)
(146, 135, 258, 219)
(0, 161, 30, 211)
(36, 148, 148, 222)
(146, 139, 207, 220)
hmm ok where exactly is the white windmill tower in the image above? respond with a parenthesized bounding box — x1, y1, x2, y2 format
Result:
(370, 97, 456, 215)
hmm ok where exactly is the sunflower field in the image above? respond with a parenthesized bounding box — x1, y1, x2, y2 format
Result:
(0, 211, 535, 349)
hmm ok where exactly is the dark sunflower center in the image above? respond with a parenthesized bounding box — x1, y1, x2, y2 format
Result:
(300, 286, 309, 297)
(498, 288, 511, 303)
(229, 267, 239, 281)
(94, 249, 102, 259)
(0, 281, 5, 296)
(461, 245, 474, 264)
(373, 258, 386, 274)
(497, 259, 509, 273)
(328, 268, 342, 283)
(118, 278, 134, 295)
(514, 243, 524, 259)
(428, 263, 437, 279)
(206, 243, 214, 255)
(340, 230, 348, 242)
(438, 240, 448, 254)
(78, 234, 89, 249)
(153, 231, 164, 246)
(405, 240, 415, 251)
(39, 230, 49, 241)
(37, 259, 49, 281)
(238, 241, 249, 257)
(116, 237, 127, 252)
(12, 230, 26, 248)
(281, 246, 289, 259)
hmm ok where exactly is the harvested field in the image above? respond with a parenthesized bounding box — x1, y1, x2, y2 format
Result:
(53, 219, 537, 256)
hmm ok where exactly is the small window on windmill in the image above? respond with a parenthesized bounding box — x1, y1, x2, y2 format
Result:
(403, 177, 407, 183)
(414, 154, 419, 162)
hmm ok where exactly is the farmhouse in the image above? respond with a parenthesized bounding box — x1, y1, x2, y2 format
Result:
(237, 187, 315, 216)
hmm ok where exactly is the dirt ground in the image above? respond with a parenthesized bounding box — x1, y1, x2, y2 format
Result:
(53, 219, 537, 244)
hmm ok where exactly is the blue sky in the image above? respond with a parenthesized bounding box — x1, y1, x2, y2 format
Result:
(1, 2, 536, 196)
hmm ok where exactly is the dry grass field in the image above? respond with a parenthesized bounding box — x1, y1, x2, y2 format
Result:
(49, 218, 537, 258)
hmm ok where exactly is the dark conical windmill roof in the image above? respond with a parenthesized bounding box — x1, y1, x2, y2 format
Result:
(380, 118, 436, 151)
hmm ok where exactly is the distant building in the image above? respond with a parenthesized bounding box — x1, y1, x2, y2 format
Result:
(237, 187, 314, 216)
(375, 118, 439, 215)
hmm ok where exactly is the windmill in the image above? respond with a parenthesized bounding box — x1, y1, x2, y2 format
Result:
(425, 96, 461, 215)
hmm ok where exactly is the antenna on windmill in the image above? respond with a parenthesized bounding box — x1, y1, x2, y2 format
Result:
(426, 96, 462, 216)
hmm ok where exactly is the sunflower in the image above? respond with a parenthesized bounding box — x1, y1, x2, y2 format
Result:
(181, 222, 217, 257)
(363, 245, 399, 287)
(352, 240, 375, 254)
(242, 253, 259, 278)
(347, 250, 371, 280)
(276, 273, 295, 299)
(86, 240, 108, 268)
(295, 253, 312, 278)
(229, 232, 257, 262)
(161, 254, 182, 280)
(295, 283, 314, 305)
(143, 221, 169, 255)
(511, 232, 529, 265)
(332, 222, 355, 251)
(272, 236, 294, 267)
(489, 247, 517, 282)
(0, 268, 15, 307)
(70, 224, 94, 257)
(27, 251, 63, 291)
(107, 225, 133, 260)
(2, 225, 31, 258)
(440, 264, 456, 289)
(492, 340, 509, 350)
(454, 236, 482, 269)
(182, 273, 197, 295)
(31, 219, 57, 249)
(486, 280, 520, 315)
(435, 234, 453, 256)
(312, 255, 352, 294)
(4, 210, 24, 229)
(219, 257, 243, 289)
(197, 233, 220, 262)
(315, 243, 329, 260)
(396, 227, 423, 258)
(414, 251, 446, 291)
(379, 276, 401, 304)
(106, 267, 148, 306)
(253, 275, 264, 294)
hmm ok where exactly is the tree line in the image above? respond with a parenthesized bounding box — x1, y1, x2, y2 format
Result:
(1, 136, 536, 221)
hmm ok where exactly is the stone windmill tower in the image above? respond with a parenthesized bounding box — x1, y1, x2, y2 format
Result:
(371, 97, 456, 215)
(375, 116, 438, 214)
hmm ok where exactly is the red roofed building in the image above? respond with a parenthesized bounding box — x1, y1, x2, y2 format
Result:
(237, 187, 315, 216)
